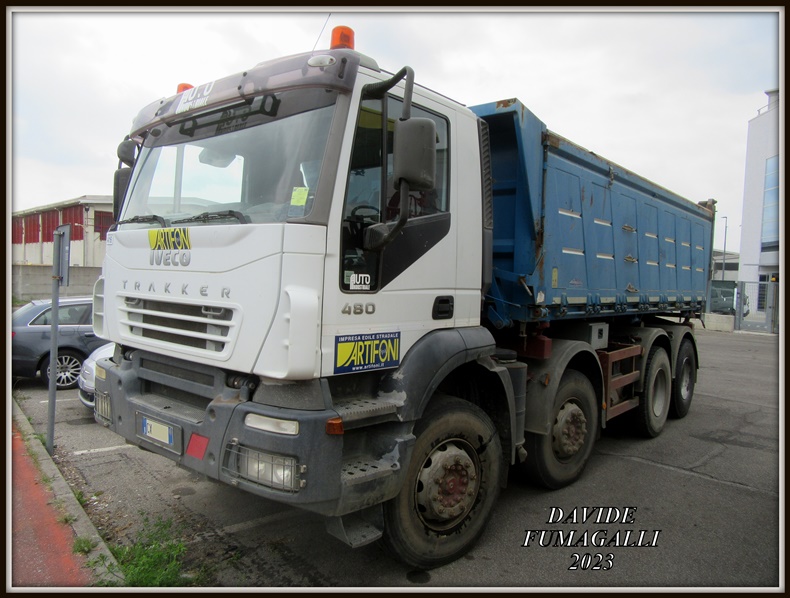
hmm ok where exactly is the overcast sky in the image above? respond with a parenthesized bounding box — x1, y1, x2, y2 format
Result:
(8, 8, 782, 252)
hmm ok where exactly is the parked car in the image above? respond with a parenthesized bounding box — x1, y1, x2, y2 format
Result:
(710, 287, 750, 317)
(11, 297, 111, 390)
(78, 343, 115, 410)
(710, 287, 735, 315)
(741, 292, 751, 317)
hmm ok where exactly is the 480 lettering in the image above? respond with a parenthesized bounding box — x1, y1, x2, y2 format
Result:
(341, 303, 376, 315)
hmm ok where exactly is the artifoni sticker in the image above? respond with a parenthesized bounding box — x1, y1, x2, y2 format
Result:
(334, 332, 400, 374)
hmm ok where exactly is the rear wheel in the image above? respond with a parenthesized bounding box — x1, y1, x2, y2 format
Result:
(669, 339, 696, 419)
(381, 395, 502, 570)
(42, 349, 83, 391)
(523, 370, 598, 489)
(634, 346, 672, 437)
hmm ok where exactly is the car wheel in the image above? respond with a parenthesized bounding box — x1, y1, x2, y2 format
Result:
(42, 350, 84, 390)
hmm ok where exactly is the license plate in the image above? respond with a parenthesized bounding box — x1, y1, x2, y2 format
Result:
(141, 416, 174, 446)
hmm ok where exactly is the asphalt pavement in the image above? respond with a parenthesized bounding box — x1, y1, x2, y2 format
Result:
(8, 327, 782, 589)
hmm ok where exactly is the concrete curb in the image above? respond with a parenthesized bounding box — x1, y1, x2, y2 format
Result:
(12, 399, 125, 587)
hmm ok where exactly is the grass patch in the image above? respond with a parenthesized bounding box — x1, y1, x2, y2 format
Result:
(74, 536, 97, 555)
(59, 512, 77, 525)
(109, 515, 189, 587)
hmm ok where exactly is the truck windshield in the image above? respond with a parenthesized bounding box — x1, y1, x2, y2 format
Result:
(119, 88, 338, 227)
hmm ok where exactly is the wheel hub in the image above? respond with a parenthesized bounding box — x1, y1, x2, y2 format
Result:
(552, 403, 587, 458)
(417, 442, 479, 522)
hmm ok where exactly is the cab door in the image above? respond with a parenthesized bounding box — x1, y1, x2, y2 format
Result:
(321, 83, 458, 378)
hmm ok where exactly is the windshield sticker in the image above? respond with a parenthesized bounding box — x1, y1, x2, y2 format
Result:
(175, 81, 216, 114)
(288, 187, 309, 217)
(215, 109, 251, 135)
(334, 332, 400, 374)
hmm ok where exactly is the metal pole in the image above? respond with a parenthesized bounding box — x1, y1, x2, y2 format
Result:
(721, 216, 728, 281)
(47, 229, 63, 456)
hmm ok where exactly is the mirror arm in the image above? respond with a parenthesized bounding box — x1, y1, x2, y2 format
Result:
(360, 65, 418, 252)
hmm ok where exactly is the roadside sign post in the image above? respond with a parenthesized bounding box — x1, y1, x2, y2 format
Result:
(47, 224, 70, 456)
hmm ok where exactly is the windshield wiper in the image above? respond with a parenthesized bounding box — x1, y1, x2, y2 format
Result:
(114, 214, 167, 228)
(171, 210, 250, 225)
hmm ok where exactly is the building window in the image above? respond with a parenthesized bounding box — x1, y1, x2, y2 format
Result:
(760, 155, 779, 251)
(94, 211, 114, 241)
(41, 210, 60, 242)
(24, 214, 40, 244)
(12, 218, 24, 244)
(61, 205, 85, 241)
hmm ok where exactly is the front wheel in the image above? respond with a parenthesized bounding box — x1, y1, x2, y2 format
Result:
(523, 370, 598, 489)
(381, 395, 502, 570)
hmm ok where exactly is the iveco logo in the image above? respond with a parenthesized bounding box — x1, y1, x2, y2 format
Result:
(150, 250, 191, 266)
(122, 280, 231, 298)
(149, 228, 192, 267)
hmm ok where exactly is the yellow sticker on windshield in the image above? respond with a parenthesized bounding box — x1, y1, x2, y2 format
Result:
(290, 187, 309, 206)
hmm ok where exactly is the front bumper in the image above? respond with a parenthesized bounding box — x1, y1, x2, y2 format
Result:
(94, 349, 412, 517)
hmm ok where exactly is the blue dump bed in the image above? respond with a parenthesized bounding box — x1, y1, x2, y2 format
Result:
(471, 99, 715, 327)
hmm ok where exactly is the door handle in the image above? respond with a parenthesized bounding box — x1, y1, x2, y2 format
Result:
(432, 296, 454, 320)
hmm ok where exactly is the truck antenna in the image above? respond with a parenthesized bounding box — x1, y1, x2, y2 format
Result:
(312, 13, 332, 52)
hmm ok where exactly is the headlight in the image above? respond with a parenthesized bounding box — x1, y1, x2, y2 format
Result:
(95, 365, 106, 381)
(232, 445, 304, 492)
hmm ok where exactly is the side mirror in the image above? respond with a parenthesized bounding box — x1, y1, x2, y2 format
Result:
(117, 139, 137, 167)
(363, 118, 437, 252)
(392, 117, 436, 191)
(113, 168, 132, 221)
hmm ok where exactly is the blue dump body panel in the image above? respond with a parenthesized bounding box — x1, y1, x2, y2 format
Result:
(471, 99, 714, 326)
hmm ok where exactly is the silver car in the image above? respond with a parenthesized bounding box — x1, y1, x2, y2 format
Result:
(78, 343, 115, 410)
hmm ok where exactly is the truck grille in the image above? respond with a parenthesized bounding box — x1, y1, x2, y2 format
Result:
(119, 296, 236, 354)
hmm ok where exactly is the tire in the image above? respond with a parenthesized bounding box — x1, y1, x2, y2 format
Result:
(523, 370, 598, 490)
(380, 395, 502, 570)
(42, 349, 84, 391)
(669, 340, 696, 419)
(634, 346, 672, 437)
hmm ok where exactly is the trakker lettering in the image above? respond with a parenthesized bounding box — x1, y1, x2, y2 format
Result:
(122, 279, 230, 298)
(334, 332, 400, 374)
(149, 228, 192, 267)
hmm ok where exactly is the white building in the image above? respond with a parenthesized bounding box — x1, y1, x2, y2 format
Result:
(737, 89, 780, 284)
(11, 195, 113, 268)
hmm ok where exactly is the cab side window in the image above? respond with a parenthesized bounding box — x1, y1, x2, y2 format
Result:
(341, 95, 449, 292)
